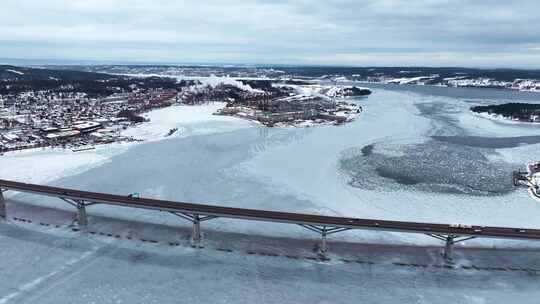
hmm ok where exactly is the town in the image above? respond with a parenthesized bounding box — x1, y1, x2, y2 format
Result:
(366, 75, 540, 91)
(0, 88, 180, 153)
(0, 66, 370, 153)
(58, 65, 540, 92)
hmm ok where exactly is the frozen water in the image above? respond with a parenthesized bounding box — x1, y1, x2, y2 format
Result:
(0, 102, 251, 184)
(121, 102, 252, 141)
(433, 135, 540, 148)
(4, 86, 540, 233)
(3, 84, 540, 303)
(341, 140, 514, 195)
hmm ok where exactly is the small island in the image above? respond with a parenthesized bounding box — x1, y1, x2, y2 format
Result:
(214, 83, 369, 127)
(471, 103, 540, 123)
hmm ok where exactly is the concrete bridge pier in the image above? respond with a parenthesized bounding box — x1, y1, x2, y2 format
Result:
(76, 201, 88, 226)
(60, 198, 93, 227)
(320, 227, 328, 255)
(169, 212, 218, 248)
(444, 236, 454, 261)
(191, 215, 201, 245)
(0, 189, 6, 220)
(426, 233, 477, 262)
(299, 224, 350, 257)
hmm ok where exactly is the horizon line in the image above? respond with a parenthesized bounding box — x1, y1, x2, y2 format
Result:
(1, 57, 540, 71)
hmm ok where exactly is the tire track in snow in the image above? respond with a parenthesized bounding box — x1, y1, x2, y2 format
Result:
(0, 239, 118, 304)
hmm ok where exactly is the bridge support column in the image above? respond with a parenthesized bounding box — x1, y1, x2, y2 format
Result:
(426, 234, 476, 262)
(320, 227, 328, 255)
(444, 236, 454, 261)
(169, 212, 217, 248)
(192, 215, 201, 245)
(77, 201, 88, 226)
(59, 198, 96, 227)
(0, 189, 6, 220)
(299, 225, 350, 257)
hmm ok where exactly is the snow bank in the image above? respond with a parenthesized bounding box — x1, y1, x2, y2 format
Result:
(0, 144, 129, 185)
(458, 108, 540, 137)
(472, 111, 540, 126)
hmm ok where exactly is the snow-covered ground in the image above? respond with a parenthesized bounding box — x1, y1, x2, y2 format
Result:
(2, 222, 539, 304)
(471, 111, 540, 127)
(0, 144, 129, 185)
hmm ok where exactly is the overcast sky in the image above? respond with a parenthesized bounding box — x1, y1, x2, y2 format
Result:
(1, 0, 539, 67)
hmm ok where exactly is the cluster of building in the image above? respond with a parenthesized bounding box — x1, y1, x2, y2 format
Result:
(215, 93, 362, 127)
(70, 65, 288, 79)
(443, 78, 540, 91)
(59, 65, 540, 94)
(0, 76, 369, 154)
(0, 89, 178, 153)
(363, 75, 540, 92)
(178, 83, 265, 105)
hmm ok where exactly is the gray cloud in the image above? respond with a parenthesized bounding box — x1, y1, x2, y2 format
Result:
(0, 0, 539, 67)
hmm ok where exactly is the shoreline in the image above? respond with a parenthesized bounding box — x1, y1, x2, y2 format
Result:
(471, 111, 540, 126)
(357, 80, 540, 93)
(0, 102, 253, 185)
(0, 97, 362, 184)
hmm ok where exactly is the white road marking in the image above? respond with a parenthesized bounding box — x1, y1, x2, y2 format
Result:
(0, 250, 95, 304)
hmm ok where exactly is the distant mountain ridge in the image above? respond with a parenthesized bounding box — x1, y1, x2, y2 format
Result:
(0, 65, 186, 98)
(0, 65, 116, 82)
(47, 65, 540, 82)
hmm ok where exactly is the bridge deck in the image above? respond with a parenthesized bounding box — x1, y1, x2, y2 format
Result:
(1, 179, 539, 241)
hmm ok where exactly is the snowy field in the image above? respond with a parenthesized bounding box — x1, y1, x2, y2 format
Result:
(2, 84, 540, 303)
(1, 221, 540, 304)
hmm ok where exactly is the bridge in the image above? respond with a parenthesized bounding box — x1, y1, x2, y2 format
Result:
(1, 179, 539, 260)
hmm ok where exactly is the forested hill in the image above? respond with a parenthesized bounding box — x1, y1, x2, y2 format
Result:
(0, 65, 117, 82)
(53, 64, 540, 83)
(0, 65, 190, 98)
(277, 67, 540, 81)
(471, 103, 540, 120)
